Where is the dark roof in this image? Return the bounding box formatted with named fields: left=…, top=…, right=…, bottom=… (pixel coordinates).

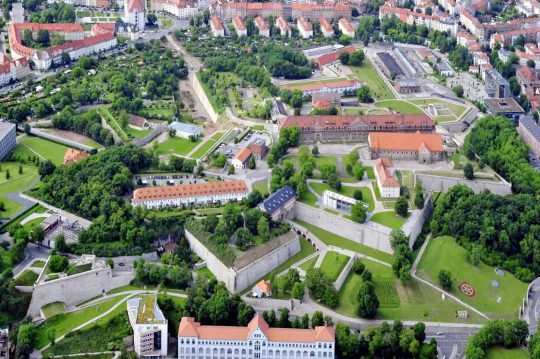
left=520, top=116, right=540, bottom=141
left=484, top=98, right=525, bottom=114
left=260, top=185, right=296, bottom=214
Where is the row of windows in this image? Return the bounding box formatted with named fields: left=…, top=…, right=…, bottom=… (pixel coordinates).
left=178, top=347, right=334, bottom=357
left=180, top=340, right=332, bottom=349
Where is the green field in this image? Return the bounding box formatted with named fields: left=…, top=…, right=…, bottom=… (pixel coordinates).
left=337, top=259, right=485, bottom=322
left=375, top=100, right=425, bottom=115
left=0, top=161, right=40, bottom=217
left=23, top=217, right=45, bottom=230
left=191, top=132, right=223, bottom=159
left=299, top=256, right=318, bottom=271
left=253, top=180, right=269, bottom=195
left=370, top=211, right=408, bottom=230
left=282, top=78, right=350, bottom=90
left=42, top=302, right=67, bottom=318
left=36, top=295, right=129, bottom=349
left=13, top=270, right=38, bottom=286
left=18, top=136, right=71, bottom=166
left=293, top=219, right=394, bottom=264
left=196, top=267, right=216, bottom=280
left=417, top=236, right=528, bottom=319
left=31, top=260, right=46, bottom=268
left=125, top=126, right=151, bottom=139
left=309, top=182, right=375, bottom=212
left=409, top=98, right=468, bottom=118
left=157, top=137, right=201, bottom=156
left=299, top=189, right=319, bottom=207
left=486, top=347, right=529, bottom=359
left=9, top=143, right=37, bottom=161
left=320, top=252, right=350, bottom=282
left=196, top=207, right=225, bottom=215
left=338, top=259, right=399, bottom=314
left=348, top=61, right=395, bottom=100
left=285, top=155, right=337, bottom=176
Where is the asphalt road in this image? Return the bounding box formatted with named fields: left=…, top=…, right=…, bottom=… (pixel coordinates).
left=12, top=243, right=50, bottom=277
left=527, top=279, right=540, bottom=335
left=426, top=332, right=473, bottom=359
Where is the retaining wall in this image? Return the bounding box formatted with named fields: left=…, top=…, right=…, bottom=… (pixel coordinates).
left=184, top=229, right=301, bottom=292
left=294, top=203, right=393, bottom=254
left=192, top=74, right=219, bottom=122
left=131, top=122, right=166, bottom=147
left=401, top=195, right=434, bottom=248
left=26, top=267, right=134, bottom=317
left=334, top=255, right=356, bottom=291
left=415, top=173, right=512, bottom=196
left=100, top=116, right=122, bottom=144
left=28, top=129, right=94, bottom=152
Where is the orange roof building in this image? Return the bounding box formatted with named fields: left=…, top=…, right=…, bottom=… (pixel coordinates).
left=374, top=158, right=400, bottom=198
left=368, top=131, right=445, bottom=163
left=132, top=180, right=249, bottom=208
left=252, top=279, right=272, bottom=297
left=320, top=18, right=333, bottom=37
left=178, top=315, right=335, bottom=357
left=231, top=147, right=253, bottom=169
left=63, top=149, right=89, bottom=166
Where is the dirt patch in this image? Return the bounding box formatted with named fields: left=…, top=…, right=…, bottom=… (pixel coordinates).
left=179, top=79, right=211, bottom=122
left=234, top=231, right=297, bottom=270
left=43, top=129, right=96, bottom=144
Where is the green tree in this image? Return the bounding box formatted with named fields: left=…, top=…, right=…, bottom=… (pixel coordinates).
left=353, top=260, right=365, bottom=274
left=438, top=269, right=453, bottom=290
left=228, top=166, right=235, bottom=175
left=414, top=183, right=424, bottom=209
left=357, top=85, right=373, bottom=103
left=5, top=169, right=9, bottom=180
left=147, top=13, right=158, bottom=26
left=47, top=328, right=56, bottom=346
left=353, top=163, right=365, bottom=180
left=311, top=311, right=324, bottom=327
left=464, top=163, right=474, bottom=180
left=394, top=196, right=409, bottom=217
left=291, top=282, right=305, bottom=299
left=339, top=51, right=349, bottom=65
left=351, top=203, right=367, bottom=223
left=357, top=280, right=379, bottom=318
left=311, top=145, right=319, bottom=156
left=106, top=258, right=114, bottom=269
left=18, top=164, right=22, bottom=174
left=452, top=84, right=464, bottom=98
left=257, top=216, right=270, bottom=241
left=353, top=189, right=363, bottom=201
left=278, top=308, right=291, bottom=328
left=248, top=156, right=256, bottom=169
left=349, top=50, right=365, bottom=66
left=54, top=233, right=66, bottom=252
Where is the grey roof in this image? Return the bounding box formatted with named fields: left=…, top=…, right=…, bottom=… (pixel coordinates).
left=168, top=121, right=201, bottom=135
left=260, top=185, right=296, bottom=214
left=520, top=116, right=540, bottom=141
left=0, top=122, right=15, bottom=139
left=396, top=79, right=420, bottom=86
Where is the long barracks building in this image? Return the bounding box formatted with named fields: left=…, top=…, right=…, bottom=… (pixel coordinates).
left=279, top=114, right=435, bottom=142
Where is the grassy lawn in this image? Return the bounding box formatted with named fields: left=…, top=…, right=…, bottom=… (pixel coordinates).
left=42, top=302, right=66, bottom=318
left=375, top=100, right=425, bottom=115
left=309, top=182, right=375, bottom=212
left=196, top=207, right=225, bottom=215
left=196, top=267, right=216, bottom=280
left=416, top=236, right=528, bottom=320
left=10, top=143, right=37, bottom=161
left=370, top=211, right=408, bottom=230
left=36, top=295, right=128, bottom=349
left=337, top=259, right=485, bottom=322
left=31, top=260, right=46, bottom=268
left=13, top=270, right=38, bottom=286
left=0, top=161, right=40, bottom=217
left=282, top=78, right=350, bottom=89
left=286, top=155, right=337, bottom=174
left=157, top=137, right=201, bottom=157
left=294, top=219, right=394, bottom=264
left=299, top=189, right=319, bottom=207
left=348, top=62, right=395, bottom=100
left=364, top=166, right=375, bottom=179
left=191, top=138, right=217, bottom=159
left=105, top=284, right=156, bottom=295
left=124, top=126, right=151, bottom=139
left=83, top=138, right=104, bottom=149
left=253, top=180, right=269, bottom=195
left=23, top=217, right=45, bottom=230
left=299, top=256, right=318, bottom=271
left=486, top=347, right=529, bottom=359
left=320, top=252, right=350, bottom=282
left=18, top=136, right=71, bottom=166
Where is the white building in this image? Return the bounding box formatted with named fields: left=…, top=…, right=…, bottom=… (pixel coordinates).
left=210, top=16, right=225, bottom=37
left=255, top=16, right=270, bottom=37
left=125, top=0, right=146, bottom=30
left=322, top=190, right=359, bottom=213
left=374, top=157, right=400, bottom=198
left=231, top=148, right=252, bottom=169
left=320, top=18, right=334, bottom=38
left=232, top=16, right=247, bottom=36
left=178, top=315, right=335, bottom=359
left=282, top=78, right=362, bottom=97
left=297, top=17, right=313, bottom=39
left=275, top=16, right=291, bottom=37
left=338, top=18, right=355, bottom=37
left=150, top=0, right=198, bottom=18
left=127, top=295, right=168, bottom=357
left=132, top=180, right=250, bottom=208
left=168, top=121, right=202, bottom=139
left=0, top=122, right=16, bottom=161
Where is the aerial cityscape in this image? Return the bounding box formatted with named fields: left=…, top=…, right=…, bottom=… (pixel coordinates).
left=0, top=0, right=539, bottom=357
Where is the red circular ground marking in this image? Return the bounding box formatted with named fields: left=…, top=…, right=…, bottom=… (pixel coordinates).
left=459, top=281, right=476, bottom=297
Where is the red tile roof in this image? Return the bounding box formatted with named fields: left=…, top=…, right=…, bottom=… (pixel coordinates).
left=313, top=45, right=355, bottom=67
left=233, top=16, right=246, bottom=31
left=63, top=149, right=89, bottom=166
left=255, top=280, right=272, bottom=294
left=233, top=147, right=252, bottom=163
left=210, top=16, right=224, bottom=31
left=320, top=17, right=332, bottom=32
left=280, top=114, right=434, bottom=129
left=375, top=158, right=400, bottom=187
left=368, top=131, right=444, bottom=152
left=132, top=180, right=249, bottom=202
left=339, top=18, right=354, bottom=32
left=298, top=17, right=312, bottom=32
left=178, top=315, right=335, bottom=342
left=255, top=16, right=268, bottom=31
left=276, top=16, right=290, bottom=31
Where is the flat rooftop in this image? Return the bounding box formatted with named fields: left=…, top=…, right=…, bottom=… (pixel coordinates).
left=129, top=295, right=167, bottom=325
left=484, top=98, right=525, bottom=113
